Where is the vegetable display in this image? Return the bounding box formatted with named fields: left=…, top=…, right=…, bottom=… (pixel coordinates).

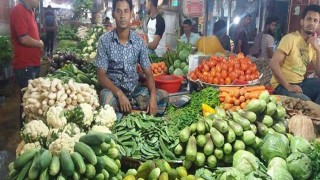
left=151, top=62, right=168, bottom=75
left=189, top=53, right=260, bottom=85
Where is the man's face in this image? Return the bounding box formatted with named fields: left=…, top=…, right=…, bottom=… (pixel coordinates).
left=301, top=11, right=320, bottom=35
left=244, top=16, right=251, bottom=26
left=183, top=24, right=191, bottom=35
left=146, top=0, right=151, bottom=14
left=112, top=1, right=132, bottom=30
left=267, top=22, right=277, bottom=34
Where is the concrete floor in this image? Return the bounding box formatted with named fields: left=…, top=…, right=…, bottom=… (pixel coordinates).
left=0, top=79, right=21, bottom=179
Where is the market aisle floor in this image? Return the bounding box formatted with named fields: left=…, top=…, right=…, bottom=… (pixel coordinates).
left=0, top=80, right=21, bottom=178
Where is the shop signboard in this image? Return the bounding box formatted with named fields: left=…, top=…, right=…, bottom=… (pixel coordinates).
left=186, top=0, right=204, bottom=17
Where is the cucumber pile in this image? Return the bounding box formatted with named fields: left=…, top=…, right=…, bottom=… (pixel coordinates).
left=123, top=160, right=196, bottom=180
left=174, top=91, right=289, bottom=169
left=8, top=132, right=124, bottom=180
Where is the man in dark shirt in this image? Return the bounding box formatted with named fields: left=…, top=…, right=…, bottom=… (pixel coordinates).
left=214, top=19, right=231, bottom=51
left=44, top=5, right=56, bottom=56
left=234, top=14, right=251, bottom=56
left=96, top=0, right=168, bottom=117
left=146, top=0, right=166, bottom=57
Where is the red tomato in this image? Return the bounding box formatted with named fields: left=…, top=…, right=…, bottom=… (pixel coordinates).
left=250, top=64, right=257, bottom=71
left=239, top=75, right=246, bottom=81
left=219, top=78, right=225, bottom=85
left=203, top=64, right=210, bottom=72
left=208, top=77, right=213, bottom=84
left=215, top=64, right=222, bottom=73
left=215, top=72, right=221, bottom=78
left=241, top=63, right=248, bottom=71
left=221, top=62, right=228, bottom=71
left=229, top=72, right=237, bottom=81
left=228, top=66, right=234, bottom=73
left=213, top=77, right=219, bottom=84
left=210, top=70, right=216, bottom=78
left=245, top=74, right=251, bottom=81
left=239, top=70, right=245, bottom=75
left=245, top=69, right=252, bottom=75
left=221, top=70, right=228, bottom=79
left=225, top=77, right=232, bottom=85
left=234, top=63, right=240, bottom=70
left=203, top=71, right=209, bottom=77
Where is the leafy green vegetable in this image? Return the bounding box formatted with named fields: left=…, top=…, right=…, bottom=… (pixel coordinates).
left=215, top=167, right=245, bottom=180
left=246, top=170, right=271, bottom=180
left=267, top=166, right=293, bottom=180
left=309, top=141, right=320, bottom=179
left=267, top=157, right=287, bottom=170
left=260, top=133, right=289, bottom=162
left=290, top=136, right=312, bottom=154
left=286, top=152, right=312, bottom=180
left=232, top=150, right=264, bottom=176
left=0, top=36, right=12, bottom=68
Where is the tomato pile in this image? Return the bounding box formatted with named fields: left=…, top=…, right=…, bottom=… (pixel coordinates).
left=189, top=54, right=260, bottom=85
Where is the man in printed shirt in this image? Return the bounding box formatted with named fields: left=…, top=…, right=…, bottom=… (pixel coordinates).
left=10, top=0, right=44, bottom=127
left=270, top=5, right=320, bottom=104
left=96, top=0, right=168, bottom=117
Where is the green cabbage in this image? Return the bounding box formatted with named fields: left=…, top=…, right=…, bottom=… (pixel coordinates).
left=286, top=152, right=312, bottom=180
left=246, top=170, right=271, bottom=180
left=260, top=133, right=289, bottom=162
left=173, top=68, right=184, bottom=76
left=267, top=157, right=287, bottom=170
left=216, top=167, right=245, bottom=180
left=290, top=136, right=312, bottom=154
left=233, top=150, right=262, bottom=176
left=267, top=166, right=293, bottom=180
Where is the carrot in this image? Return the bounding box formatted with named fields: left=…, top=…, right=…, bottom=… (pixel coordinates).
left=239, top=88, right=247, bottom=96
left=219, top=97, right=225, bottom=102
left=239, top=96, right=246, bottom=102
left=225, top=95, right=234, bottom=104
left=235, top=106, right=241, bottom=111
left=244, top=85, right=265, bottom=92
left=219, top=91, right=229, bottom=98
left=233, top=89, right=240, bottom=98
left=240, top=102, right=247, bottom=109
left=234, top=99, right=241, bottom=106
left=244, top=92, right=260, bottom=99
left=219, top=87, right=240, bottom=93
left=224, top=103, right=233, bottom=110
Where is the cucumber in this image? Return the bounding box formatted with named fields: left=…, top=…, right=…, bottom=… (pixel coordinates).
left=210, top=127, right=225, bottom=148
left=174, top=144, right=183, bottom=155
left=57, top=173, right=67, bottom=180
left=77, top=74, right=92, bottom=84
left=94, top=173, right=104, bottom=180
left=241, top=130, right=256, bottom=145
left=179, top=127, right=191, bottom=143
left=197, top=120, right=206, bottom=134
left=16, top=161, right=32, bottom=180
left=196, top=134, right=207, bottom=147
left=28, top=151, right=40, bottom=179
left=223, top=143, right=233, bottom=155
left=228, top=121, right=243, bottom=136
left=60, top=148, right=74, bottom=177
left=215, top=106, right=226, bottom=117
left=272, top=106, right=286, bottom=120
left=185, top=136, right=197, bottom=161
left=259, top=90, right=270, bottom=102
left=107, top=147, right=119, bottom=159
left=204, top=133, right=214, bottom=156
left=85, top=164, right=96, bottom=179
left=71, top=152, right=86, bottom=174
left=39, top=168, right=49, bottom=180
left=194, top=152, right=206, bottom=167
left=183, top=159, right=193, bottom=170
left=14, top=149, right=38, bottom=170
left=189, top=123, right=197, bottom=133
left=250, top=124, right=257, bottom=134
left=237, top=109, right=257, bottom=123
left=253, top=137, right=262, bottom=149
left=214, top=148, right=224, bottom=160
left=101, top=169, right=110, bottom=179
left=49, top=155, right=60, bottom=176
left=74, top=142, right=97, bottom=165
left=73, top=171, right=81, bottom=180
left=207, top=155, right=217, bottom=168
left=79, top=132, right=106, bottom=146
left=272, top=121, right=286, bottom=134
left=91, top=146, right=102, bottom=155
left=245, top=99, right=262, bottom=113
left=226, top=127, right=236, bottom=143
left=233, top=140, right=246, bottom=151
left=101, top=155, right=119, bottom=175
left=95, top=156, right=106, bottom=173
left=212, top=118, right=229, bottom=133
left=258, top=100, right=267, bottom=113
left=256, top=121, right=269, bottom=137
left=223, top=153, right=234, bottom=164
left=39, top=150, right=52, bottom=171
left=262, top=115, right=273, bottom=127
left=265, top=102, right=277, bottom=116
left=231, top=112, right=251, bottom=130
left=100, top=142, right=111, bottom=152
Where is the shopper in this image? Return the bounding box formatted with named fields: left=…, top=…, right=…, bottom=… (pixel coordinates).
left=44, top=5, right=56, bottom=56
left=10, top=0, right=44, bottom=127
left=95, top=0, right=168, bottom=117
left=270, top=4, right=320, bottom=104
left=234, top=14, right=251, bottom=56
left=251, top=16, right=278, bottom=59
left=213, top=19, right=231, bottom=51
left=146, top=0, right=166, bottom=57
left=180, top=19, right=200, bottom=46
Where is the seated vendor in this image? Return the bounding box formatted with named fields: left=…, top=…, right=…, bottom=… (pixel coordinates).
left=195, top=32, right=225, bottom=55
left=270, top=5, right=320, bottom=104
left=180, top=19, right=200, bottom=46
left=96, top=0, right=169, bottom=116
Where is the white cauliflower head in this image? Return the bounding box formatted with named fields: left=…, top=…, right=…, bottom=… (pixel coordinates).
left=79, top=103, right=94, bottom=127
left=94, top=104, right=116, bottom=128
left=21, top=120, right=49, bottom=143
left=91, top=125, right=111, bottom=134
left=46, top=106, right=67, bottom=128
left=18, top=141, right=41, bottom=156
left=49, top=132, right=76, bottom=155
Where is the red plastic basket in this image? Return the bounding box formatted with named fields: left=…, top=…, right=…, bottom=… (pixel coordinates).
left=154, top=74, right=183, bottom=93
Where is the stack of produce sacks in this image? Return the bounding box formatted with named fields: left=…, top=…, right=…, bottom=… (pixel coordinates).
left=173, top=91, right=288, bottom=169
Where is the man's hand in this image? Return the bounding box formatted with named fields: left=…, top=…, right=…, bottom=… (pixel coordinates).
left=308, top=33, right=320, bottom=51
left=117, top=91, right=131, bottom=113
left=39, top=40, right=44, bottom=49
left=286, top=84, right=303, bottom=93
left=147, top=95, right=157, bottom=115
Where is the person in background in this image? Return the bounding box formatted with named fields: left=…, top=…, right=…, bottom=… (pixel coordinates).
left=234, top=14, right=251, bottom=56
left=180, top=19, right=200, bottom=46
left=104, top=17, right=113, bottom=31
left=44, top=5, right=56, bottom=56
left=260, top=16, right=278, bottom=59
left=96, top=0, right=168, bottom=117
left=10, top=0, right=44, bottom=127
left=213, top=19, right=231, bottom=51
left=146, top=0, right=166, bottom=57
left=270, top=4, right=320, bottom=104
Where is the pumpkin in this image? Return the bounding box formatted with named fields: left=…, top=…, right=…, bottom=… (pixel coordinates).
left=288, top=114, right=316, bottom=141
